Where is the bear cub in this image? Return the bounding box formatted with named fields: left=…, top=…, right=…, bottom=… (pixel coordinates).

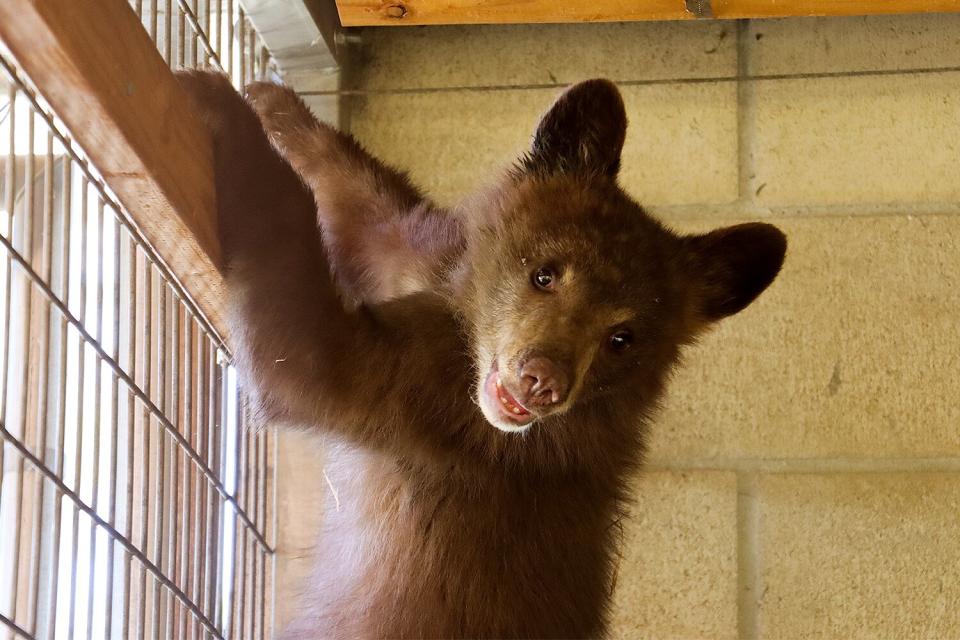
left=178, top=71, right=786, bottom=639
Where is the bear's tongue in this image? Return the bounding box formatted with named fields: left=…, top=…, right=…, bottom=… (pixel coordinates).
left=484, top=369, right=531, bottom=420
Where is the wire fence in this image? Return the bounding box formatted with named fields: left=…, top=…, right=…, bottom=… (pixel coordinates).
left=130, top=0, right=277, bottom=86
left=0, top=2, right=275, bottom=639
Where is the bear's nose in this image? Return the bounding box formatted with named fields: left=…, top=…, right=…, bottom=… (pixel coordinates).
left=518, top=356, right=570, bottom=407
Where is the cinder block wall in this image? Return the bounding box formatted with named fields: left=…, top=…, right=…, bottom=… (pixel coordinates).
left=277, top=15, right=960, bottom=638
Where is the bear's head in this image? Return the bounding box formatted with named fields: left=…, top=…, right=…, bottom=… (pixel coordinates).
left=455, top=80, right=786, bottom=434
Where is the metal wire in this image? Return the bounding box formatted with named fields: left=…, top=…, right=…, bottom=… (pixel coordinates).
left=0, top=1, right=277, bottom=638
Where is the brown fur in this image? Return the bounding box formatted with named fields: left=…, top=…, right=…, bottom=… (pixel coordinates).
left=177, top=71, right=787, bottom=639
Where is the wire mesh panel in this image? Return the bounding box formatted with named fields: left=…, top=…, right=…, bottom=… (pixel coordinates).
left=0, top=2, right=275, bottom=639
left=130, top=0, right=276, bottom=85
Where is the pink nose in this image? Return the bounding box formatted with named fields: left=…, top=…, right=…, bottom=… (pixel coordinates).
left=518, top=356, right=570, bottom=407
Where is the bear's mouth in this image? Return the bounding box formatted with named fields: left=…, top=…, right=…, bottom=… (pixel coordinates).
left=481, top=363, right=535, bottom=430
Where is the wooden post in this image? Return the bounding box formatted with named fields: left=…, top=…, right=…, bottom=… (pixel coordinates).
left=0, top=0, right=227, bottom=338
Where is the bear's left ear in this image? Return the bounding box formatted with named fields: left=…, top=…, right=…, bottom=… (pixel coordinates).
left=684, top=223, right=787, bottom=323
left=523, top=79, right=627, bottom=178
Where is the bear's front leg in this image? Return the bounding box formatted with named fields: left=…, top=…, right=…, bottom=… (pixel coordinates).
left=244, top=81, right=464, bottom=306
left=176, top=71, right=475, bottom=460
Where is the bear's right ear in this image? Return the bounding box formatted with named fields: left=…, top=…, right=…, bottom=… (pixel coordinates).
left=522, top=79, right=627, bottom=178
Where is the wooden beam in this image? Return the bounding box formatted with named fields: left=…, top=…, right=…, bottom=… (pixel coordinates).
left=714, top=0, right=960, bottom=18
left=335, top=0, right=692, bottom=26
left=334, top=0, right=960, bottom=25
left=0, top=0, right=226, bottom=337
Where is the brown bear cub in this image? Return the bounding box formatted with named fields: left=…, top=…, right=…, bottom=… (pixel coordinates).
left=178, top=71, right=786, bottom=639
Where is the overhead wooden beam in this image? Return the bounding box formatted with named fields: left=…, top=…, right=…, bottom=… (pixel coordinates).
left=336, top=0, right=691, bottom=25
left=0, top=0, right=226, bottom=337
left=713, top=0, right=960, bottom=18
left=335, top=0, right=960, bottom=26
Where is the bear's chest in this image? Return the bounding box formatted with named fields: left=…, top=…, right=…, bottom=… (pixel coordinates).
left=287, top=439, right=618, bottom=639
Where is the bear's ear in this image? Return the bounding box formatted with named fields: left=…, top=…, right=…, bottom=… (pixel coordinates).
left=684, top=223, right=787, bottom=323
left=523, top=79, right=627, bottom=178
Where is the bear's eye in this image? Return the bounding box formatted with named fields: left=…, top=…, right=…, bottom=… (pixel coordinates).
left=531, top=267, right=556, bottom=291
left=608, top=329, right=633, bottom=353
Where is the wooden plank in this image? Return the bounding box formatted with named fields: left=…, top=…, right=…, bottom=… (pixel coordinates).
left=335, top=0, right=693, bottom=26
left=334, top=0, right=960, bottom=25
left=714, top=0, right=960, bottom=18
left=0, top=0, right=226, bottom=338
